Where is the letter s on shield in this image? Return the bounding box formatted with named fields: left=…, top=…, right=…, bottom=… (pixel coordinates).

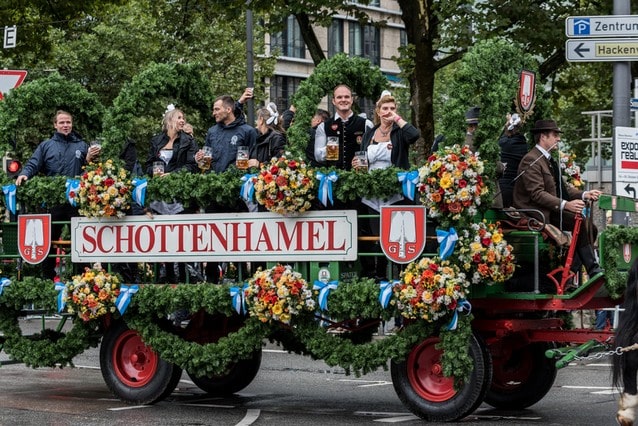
left=380, top=206, right=426, bottom=264
left=18, top=214, right=51, bottom=264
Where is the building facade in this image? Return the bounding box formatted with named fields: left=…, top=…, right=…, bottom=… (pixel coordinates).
left=266, top=1, right=405, bottom=117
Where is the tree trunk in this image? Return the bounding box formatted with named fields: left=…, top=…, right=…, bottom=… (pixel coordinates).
left=397, top=0, right=436, bottom=159
left=295, top=12, right=326, bottom=66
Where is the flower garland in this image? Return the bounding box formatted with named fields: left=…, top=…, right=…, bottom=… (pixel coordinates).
left=559, top=151, right=584, bottom=188
left=65, top=265, right=121, bottom=322
left=75, top=159, right=131, bottom=218
left=393, top=257, right=469, bottom=322
left=455, top=220, right=516, bottom=285
left=253, top=155, right=315, bottom=214
left=417, top=144, right=489, bottom=227
left=245, top=264, right=315, bottom=325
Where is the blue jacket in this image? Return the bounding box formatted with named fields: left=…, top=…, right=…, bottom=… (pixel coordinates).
left=204, top=116, right=257, bottom=173
left=22, top=131, right=88, bottom=178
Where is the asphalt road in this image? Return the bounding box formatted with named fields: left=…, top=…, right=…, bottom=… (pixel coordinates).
left=0, top=318, right=622, bottom=425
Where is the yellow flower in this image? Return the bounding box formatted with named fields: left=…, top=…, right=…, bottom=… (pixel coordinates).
left=439, top=172, right=453, bottom=189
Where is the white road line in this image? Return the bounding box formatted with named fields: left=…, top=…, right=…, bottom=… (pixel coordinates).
left=263, top=348, right=287, bottom=353
left=373, top=415, right=419, bottom=423
left=338, top=379, right=393, bottom=387
left=108, top=405, right=152, bottom=411
left=561, top=385, right=614, bottom=390
left=235, top=408, right=261, bottom=426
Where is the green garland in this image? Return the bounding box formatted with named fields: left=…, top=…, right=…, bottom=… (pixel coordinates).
left=599, top=225, right=638, bottom=299
left=0, top=276, right=472, bottom=382
left=0, top=277, right=101, bottom=367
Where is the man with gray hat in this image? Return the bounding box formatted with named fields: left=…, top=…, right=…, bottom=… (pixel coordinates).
left=512, top=119, right=603, bottom=280
left=465, top=106, right=480, bottom=151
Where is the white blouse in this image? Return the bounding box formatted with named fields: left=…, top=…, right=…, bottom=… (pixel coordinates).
left=367, top=141, right=392, bottom=171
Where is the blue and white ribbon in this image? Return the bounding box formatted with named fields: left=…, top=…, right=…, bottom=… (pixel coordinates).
left=397, top=170, right=419, bottom=201
left=115, top=285, right=139, bottom=315
left=132, top=177, right=148, bottom=206
left=445, top=299, right=472, bottom=330
left=2, top=183, right=16, bottom=215
left=54, top=281, right=67, bottom=313
left=316, top=171, right=338, bottom=207
left=65, top=178, right=80, bottom=207
left=0, top=277, right=11, bottom=297
left=379, top=280, right=400, bottom=308
left=313, top=280, right=338, bottom=311
left=230, top=284, right=249, bottom=315
left=436, top=227, right=458, bottom=260
left=240, top=174, right=257, bottom=202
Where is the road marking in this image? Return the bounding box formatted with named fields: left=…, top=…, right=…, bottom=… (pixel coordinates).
left=373, top=415, right=419, bottom=423
left=235, top=408, right=260, bottom=426
left=561, top=385, right=614, bottom=390
left=338, top=379, right=393, bottom=388
left=472, top=414, right=542, bottom=421
left=263, top=348, right=287, bottom=353
left=108, top=405, right=152, bottom=411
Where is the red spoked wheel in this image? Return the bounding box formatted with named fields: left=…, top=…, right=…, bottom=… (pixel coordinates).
left=100, top=321, right=182, bottom=404
left=391, top=333, right=490, bottom=422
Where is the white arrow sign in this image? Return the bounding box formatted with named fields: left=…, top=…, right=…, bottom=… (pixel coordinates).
left=0, top=70, right=27, bottom=100
left=566, top=39, right=638, bottom=62
left=566, top=15, right=638, bottom=38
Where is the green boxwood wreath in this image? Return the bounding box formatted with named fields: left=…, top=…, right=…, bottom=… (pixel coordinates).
left=286, top=53, right=389, bottom=155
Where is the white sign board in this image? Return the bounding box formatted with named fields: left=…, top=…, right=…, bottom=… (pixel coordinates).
left=566, top=39, right=638, bottom=62
left=615, top=126, right=638, bottom=199
left=566, top=15, right=638, bottom=38
left=71, top=211, right=358, bottom=262
left=3, top=26, right=16, bottom=48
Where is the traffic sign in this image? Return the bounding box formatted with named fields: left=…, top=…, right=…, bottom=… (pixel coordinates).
left=566, top=39, right=638, bottom=62
left=0, top=70, right=27, bottom=100
left=615, top=126, right=638, bottom=199
left=631, top=98, right=638, bottom=110
left=566, top=15, right=638, bottom=38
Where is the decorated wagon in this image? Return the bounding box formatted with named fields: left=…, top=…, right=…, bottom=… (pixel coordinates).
left=0, top=146, right=633, bottom=423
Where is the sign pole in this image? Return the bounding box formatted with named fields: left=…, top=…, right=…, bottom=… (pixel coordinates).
left=612, top=0, right=631, bottom=225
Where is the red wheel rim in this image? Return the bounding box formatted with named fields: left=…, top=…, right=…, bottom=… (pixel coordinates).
left=406, top=337, right=456, bottom=402
left=111, top=329, right=159, bottom=388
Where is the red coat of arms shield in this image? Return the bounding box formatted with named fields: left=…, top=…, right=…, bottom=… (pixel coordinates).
left=380, top=206, right=426, bottom=264
left=18, top=214, right=51, bottom=264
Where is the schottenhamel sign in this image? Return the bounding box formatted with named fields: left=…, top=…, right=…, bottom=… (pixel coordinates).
left=71, top=211, right=358, bottom=263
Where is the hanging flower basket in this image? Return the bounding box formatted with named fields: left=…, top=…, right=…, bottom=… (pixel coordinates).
left=253, top=155, right=315, bottom=215
left=76, top=159, right=131, bottom=218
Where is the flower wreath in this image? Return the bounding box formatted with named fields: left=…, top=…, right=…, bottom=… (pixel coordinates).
left=76, top=159, right=131, bottom=218
left=417, top=144, right=489, bottom=226
left=244, top=264, right=315, bottom=325
left=455, top=220, right=516, bottom=285
left=253, top=155, right=315, bottom=215
left=393, top=257, right=469, bottom=322
left=559, top=151, right=584, bottom=189
left=65, top=265, right=121, bottom=322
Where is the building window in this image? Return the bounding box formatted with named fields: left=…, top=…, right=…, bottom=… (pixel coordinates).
left=271, top=15, right=305, bottom=59
left=400, top=29, right=408, bottom=47
left=328, top=19, right=344, bottom=57
left=352, top=0, right=380, bottom=6
left=349, top=23, right=380, bottom=66
left=270, top=76, right=304, bottom=112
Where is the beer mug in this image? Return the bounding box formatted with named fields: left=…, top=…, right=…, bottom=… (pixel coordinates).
left=198, top=146, right=213, bottom=172
left=152, top=161, right=164, bottom=177
left=354, top=151, right=368, bottom=172
left=236, top=146, right=249, bottom=170
left=326, top=137, right=339, bottom=161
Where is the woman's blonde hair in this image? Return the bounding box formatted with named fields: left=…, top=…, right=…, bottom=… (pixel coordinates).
left=373, top=94, right=397, bottom=126
left=162, top=108, right=184, bottom=134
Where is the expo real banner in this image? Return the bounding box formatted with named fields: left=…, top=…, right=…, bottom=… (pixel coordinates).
left=71, top=211, right=358, bottom=263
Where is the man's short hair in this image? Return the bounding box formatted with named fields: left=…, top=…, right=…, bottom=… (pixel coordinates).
left=53, top=110, right=72, bottom=123
left=214, top=95, right=235, bottom=110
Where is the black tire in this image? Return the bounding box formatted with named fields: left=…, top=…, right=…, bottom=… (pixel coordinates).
left=485, top=341, right=557, bottom=409
left=100, top=321, right=182, bottom=404
left=390, top=333, right=488, bottom=422
left=187, top=349, right=262, bottom=396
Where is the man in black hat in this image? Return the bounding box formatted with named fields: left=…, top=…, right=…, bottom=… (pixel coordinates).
left=512, top=119, right=603, bottom=280
left=465, top=106, right=480, bottom=151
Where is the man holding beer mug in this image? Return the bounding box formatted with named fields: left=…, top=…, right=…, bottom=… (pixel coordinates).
left=313, top=84, right=372, bottom=171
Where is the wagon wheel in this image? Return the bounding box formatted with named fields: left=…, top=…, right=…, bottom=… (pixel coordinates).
left=187, top=350, right=262, bottom=396
left=100, top=321, right=182, bottom=404
left=485, top=341, right=557, bottom=409
left=390, top=333, right=490, bottom=422
left=185, top=311, right=262, bottom=396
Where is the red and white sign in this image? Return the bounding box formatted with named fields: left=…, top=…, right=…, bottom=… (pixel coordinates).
left=18, top=214, right=51, bottom=265
left=71, top=211, right=358, bottom=263
left=0, top=70, right=27, bottom=100
left=380, top=206, right=426, bottom=264
left=517, top=69, right=536, bottom=113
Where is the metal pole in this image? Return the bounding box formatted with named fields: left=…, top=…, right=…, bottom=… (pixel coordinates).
left=245, top=2, right=255, bottom=127
left=612, top=0, right=631, bottom=224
